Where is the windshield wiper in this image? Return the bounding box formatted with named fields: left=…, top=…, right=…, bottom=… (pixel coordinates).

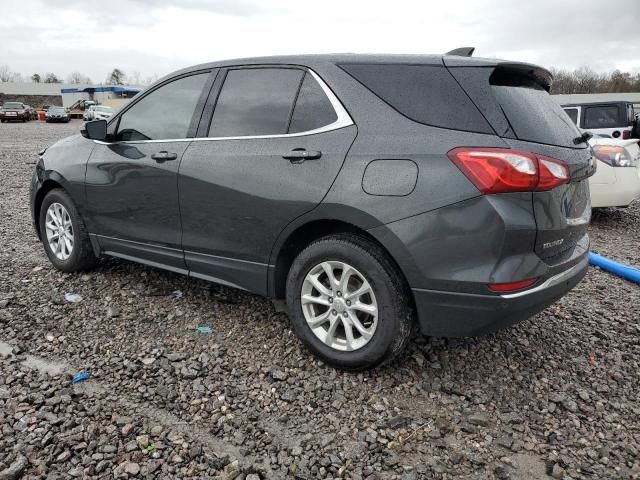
left=573, top=131, right=593, bottom=145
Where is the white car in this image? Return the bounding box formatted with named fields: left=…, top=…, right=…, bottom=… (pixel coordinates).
left=83, top=105, right=114, bottom=121
left=589, top=137, right=640, bottom=208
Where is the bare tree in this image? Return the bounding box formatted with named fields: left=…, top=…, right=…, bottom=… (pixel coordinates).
left=44, top=72, right=61, bottom=84
left=67, top=71, right=92, bottom=84
left=0, top=65, right=12, bottom=82
left=143, top=74, right=159, bottom=86
left=107, top=68, right=126, bottom=85
left=130, top=71, right=142, bottom=85
left=550, top=67, right=640, bottom=94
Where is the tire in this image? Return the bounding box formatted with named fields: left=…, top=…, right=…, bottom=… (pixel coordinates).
left=286, top=234, right=414, bottom=370
left=39, top=189, right=98, bottom=272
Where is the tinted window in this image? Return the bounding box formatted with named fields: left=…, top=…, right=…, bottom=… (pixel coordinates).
left=289, top=73, right=337, bottom=133
left=582, top=105, right=620, bottom=129
left=564, top=108, right=578, bottom=125
left=117, top=73, right=208, bottom=141
left=490, top=72, right=580, bottom=146
left=339, top=63, right=492, bottom=133
left=209, top=68, right=304, bottom=137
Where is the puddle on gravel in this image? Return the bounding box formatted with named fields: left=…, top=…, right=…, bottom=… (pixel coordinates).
left=0, top=339, right=69, bottom=376
left=0, top=341, right=13, bottom=356
left=21, top=355, right=68, bottom=376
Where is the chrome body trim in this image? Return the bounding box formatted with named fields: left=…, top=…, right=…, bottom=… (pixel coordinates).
left=500, top=257, right=588, bottom=299
left=93, top=67, right=353, bottom=146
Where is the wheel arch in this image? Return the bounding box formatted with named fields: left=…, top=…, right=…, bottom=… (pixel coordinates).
left=269, top=218, right=414, bottom=309
left=33, top=179, right=67, bottom=239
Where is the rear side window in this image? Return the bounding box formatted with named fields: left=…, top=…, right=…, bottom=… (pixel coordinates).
left=582, top=105, right=620, bottom=129
left=563, top=108, right=578, bottom=125
left=209, top=68, right=304, bottom=137
left=339, top=63, right=492, bottom=134
left=289, top=73, right=337, bottom=133
left=117, top=73, right=208, bottom=141
left=489, top=71, right=580, bottom=146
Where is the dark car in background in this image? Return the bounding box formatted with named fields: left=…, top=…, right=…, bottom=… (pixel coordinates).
left=0, top=102, right=31, bottom=122
left=30, top=52, right=594, bottom=369
left=46, top=106, right=70, bottom=123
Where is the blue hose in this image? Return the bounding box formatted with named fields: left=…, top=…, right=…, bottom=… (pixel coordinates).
left=589, top=252, right=640, bottom=284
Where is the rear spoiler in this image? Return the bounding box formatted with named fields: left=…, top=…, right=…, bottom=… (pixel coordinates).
left=445, top=47, right=475, bottom=57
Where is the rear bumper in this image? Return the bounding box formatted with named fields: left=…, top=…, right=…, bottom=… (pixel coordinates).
left=412, top=253, right=588, bottom=337
left=590, top=167, right=640, bottom=208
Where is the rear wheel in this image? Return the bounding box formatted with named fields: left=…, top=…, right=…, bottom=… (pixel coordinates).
left=39, top=189, right=98, bottom=272
left=286, top=234, right=413, bottom=370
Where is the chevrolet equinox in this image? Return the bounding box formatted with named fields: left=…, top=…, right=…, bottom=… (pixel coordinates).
left=30, top=51, right=594, bottom=370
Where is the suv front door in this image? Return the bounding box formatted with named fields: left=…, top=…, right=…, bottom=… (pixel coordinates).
left=178, top=66, right=356, bottom=294
left=85, top=72, right=212, bottom=271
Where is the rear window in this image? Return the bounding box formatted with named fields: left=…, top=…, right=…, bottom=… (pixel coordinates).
left=339, top=63, right=493, bottom=134
left=582, top=105, right=620, bottom=129
left=489, top=71, right=581, bottom=147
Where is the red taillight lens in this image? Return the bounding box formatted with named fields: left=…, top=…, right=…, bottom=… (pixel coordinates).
left=488, top=278, right=538, bottom=293
left=448, top=148, right=570, bottom=194
left=622, top=130, right=631, bottom=140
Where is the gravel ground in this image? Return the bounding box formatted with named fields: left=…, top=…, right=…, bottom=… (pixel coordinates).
left=1, top=120, right=639, bottom=480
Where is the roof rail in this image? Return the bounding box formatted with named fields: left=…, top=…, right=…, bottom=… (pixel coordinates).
left=445, top=47, right=475, bottom=57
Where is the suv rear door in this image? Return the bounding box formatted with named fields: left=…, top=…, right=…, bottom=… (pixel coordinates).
left=446, top=62, right=594, bottom=261
left=178, top=66, right=356, bottom=294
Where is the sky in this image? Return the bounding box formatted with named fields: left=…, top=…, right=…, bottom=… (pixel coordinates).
left=0, top=0, right=639, bottom=84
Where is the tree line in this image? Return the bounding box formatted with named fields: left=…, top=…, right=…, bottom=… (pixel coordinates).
left=549, top=67, right=640, bottom=94
left=0, top=65, right=156, bottom=86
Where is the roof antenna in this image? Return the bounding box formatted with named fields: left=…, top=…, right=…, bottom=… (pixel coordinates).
left=445, top=47, right=475, bottom=57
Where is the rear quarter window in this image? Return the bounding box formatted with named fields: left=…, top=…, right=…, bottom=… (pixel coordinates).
left=339, top=63, right=493, bottom=134
left=489, top=71, right=581, bottom=147
left=563, top=108, right=579, bottom=125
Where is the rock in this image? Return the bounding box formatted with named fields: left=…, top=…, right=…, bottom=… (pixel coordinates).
left=468, top=413, right=490, bottom=427
left=136, top=435, right=149, bottom=449
left=0, top=455, right=28, bottom=480
left=123, top=462, right=140, bottom=475
left=270, top=368, right=287, bottom=381
left=551, top=463, right=565, bottom=479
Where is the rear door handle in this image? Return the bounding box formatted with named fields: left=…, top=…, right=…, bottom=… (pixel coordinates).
left=283, top=149, right=322, bottom=163
left=151, top=151, right=178, bottom=162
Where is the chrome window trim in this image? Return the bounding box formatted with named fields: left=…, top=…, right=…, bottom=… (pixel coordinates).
left=93, top=68, right=353, bottom=146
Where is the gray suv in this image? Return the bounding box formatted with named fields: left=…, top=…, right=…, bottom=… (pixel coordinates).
left=30, top=52, right=594, bottom=369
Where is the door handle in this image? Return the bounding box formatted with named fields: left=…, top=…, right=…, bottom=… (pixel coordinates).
left=151, top=151, right=178, bottom=162
left=282, top=149, right=322, bottom=163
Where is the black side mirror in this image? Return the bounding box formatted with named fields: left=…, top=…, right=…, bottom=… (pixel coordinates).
left=81, top=119, right=108, bottom=141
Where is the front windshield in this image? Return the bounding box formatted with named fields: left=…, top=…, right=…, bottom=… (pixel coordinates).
left=95, top=106, right=113, bottom=113
left=2, top=102, right=23, bottom=109
left=50, top=107, right=65, bottom=112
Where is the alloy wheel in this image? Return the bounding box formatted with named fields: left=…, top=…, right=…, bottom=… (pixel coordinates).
left=301, top=261, right=378, bottom=351
left=45, top=202, right=74, bottom=261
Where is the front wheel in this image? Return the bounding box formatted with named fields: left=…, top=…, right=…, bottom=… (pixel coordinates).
left=39, top=189, right=98, bottom=272
left=286, top=234, right=414, bottom=370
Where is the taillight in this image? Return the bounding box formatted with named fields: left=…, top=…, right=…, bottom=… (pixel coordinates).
left=622, top=130, right=631, bottom=140
left=448, top=148, right=570, bottom=194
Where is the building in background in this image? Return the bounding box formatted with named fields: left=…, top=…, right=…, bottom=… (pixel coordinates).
left=0, top=82, right=142, bottom=110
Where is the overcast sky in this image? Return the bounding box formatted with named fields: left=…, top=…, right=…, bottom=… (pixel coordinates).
left=1, top=0, right=639, bottom=84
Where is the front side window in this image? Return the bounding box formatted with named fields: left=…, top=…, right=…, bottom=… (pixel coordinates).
left=582, top=105, right=620, bottom=130
left=289, top=73, right=338, bottom=133
left=209, top=68, right=304, bottom=137
left=116, top=73, right=208, bottom=141
left=563, top=108, right=578, bottom=125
